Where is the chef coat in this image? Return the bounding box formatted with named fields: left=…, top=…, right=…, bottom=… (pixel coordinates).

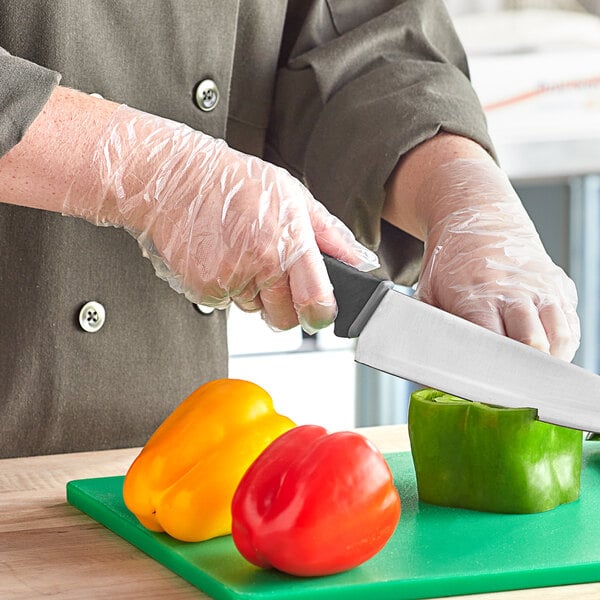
left=0, top=0, right=493, bottom=457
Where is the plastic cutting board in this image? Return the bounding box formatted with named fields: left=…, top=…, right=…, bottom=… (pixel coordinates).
left=66, top=444, right=600, bottom=600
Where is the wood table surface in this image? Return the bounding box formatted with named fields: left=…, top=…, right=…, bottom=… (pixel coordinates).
left=2, top=424, right=599, bottom=600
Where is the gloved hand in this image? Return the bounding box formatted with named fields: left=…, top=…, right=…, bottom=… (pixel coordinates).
left=63, top=104, right=378, bottom=334
left=415, top=158, right=580, bottom=361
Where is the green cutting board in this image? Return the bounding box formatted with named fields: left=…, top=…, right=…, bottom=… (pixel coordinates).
left=66, top=445, right=600, bottom=600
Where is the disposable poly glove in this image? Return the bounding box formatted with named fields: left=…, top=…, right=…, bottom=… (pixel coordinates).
left=63, top=105, right=378, bottom=334
left=415, top=158, right=580, bottom=361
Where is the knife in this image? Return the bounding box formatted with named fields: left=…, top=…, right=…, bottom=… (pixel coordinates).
left=322, top=254, right=600, bottom=432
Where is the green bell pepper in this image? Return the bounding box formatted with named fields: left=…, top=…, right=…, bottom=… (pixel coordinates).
left=408, top=388, right=583, bottom=514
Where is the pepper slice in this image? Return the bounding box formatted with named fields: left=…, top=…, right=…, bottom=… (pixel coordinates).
left=123, top=378, right=295, bottom=542
left=408, top=388, right=583, bottom=514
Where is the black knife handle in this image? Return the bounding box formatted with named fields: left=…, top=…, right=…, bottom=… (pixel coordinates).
left=322, top=253, right=393, bottom=338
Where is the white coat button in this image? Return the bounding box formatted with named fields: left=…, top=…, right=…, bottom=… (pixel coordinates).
left=194, top=303, right=215, bottom=315
left=194, top=79, right=219, bottom=112
left=79, top=301, right=106, bottom=333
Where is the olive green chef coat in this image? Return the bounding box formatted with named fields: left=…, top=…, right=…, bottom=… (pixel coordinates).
left=0, top=0, right=493, bottom=457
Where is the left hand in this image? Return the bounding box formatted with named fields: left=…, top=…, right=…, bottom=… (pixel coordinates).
left=414, top=158, right=580, bottom=361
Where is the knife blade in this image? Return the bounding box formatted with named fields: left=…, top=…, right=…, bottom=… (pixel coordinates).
left=322, top=254, right=600, bottom=432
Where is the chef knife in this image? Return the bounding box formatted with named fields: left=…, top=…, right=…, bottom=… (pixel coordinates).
left=322, top=254, right=600, bottom=432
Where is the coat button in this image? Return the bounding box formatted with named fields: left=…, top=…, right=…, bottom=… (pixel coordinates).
left=78, top=301, right=106, bottom=333
left=194, top=79, right=220, bottom=112
left=194, top=303, right=215, bottom=315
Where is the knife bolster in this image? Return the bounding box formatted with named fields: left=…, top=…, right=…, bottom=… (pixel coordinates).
left=347, top=281, right=395, bottom=338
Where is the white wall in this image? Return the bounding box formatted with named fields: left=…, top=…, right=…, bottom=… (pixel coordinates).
left=227, top=306, right=357, bottom=431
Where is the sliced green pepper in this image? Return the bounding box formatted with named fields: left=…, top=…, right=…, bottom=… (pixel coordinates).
left=408, top=388, right=583, bottom=514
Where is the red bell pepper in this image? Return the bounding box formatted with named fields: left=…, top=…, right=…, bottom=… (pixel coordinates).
left=231, top=424, right=401, bottom=577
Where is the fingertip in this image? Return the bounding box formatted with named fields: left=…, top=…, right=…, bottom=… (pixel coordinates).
left=258, top=278, right=300, bottom=332
left=261, top=310, right=298, bottom=332
left=307, top=198, right=379, bottom=271
left=296, top=299, right=337, bottom=335
left=233, top=286, right=264, bottom=314
left=320, top=240, right=380, bottom=272
left=539, top=302, right=581, bottom=362
left=288, top=249, right=338, bottom=334
left=502, top=299, right=551, bottom=355
left=348, top=245, right=380, bottom=272
left=233, top=297, right=263, bottom=314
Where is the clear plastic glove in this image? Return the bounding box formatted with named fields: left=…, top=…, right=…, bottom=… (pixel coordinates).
left=415, top=158, right=580, bottom=361
left=63, top=104, right=378, bottom=334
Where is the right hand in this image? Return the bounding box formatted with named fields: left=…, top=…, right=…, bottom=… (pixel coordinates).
left=64, top=105, right=379, bottom=334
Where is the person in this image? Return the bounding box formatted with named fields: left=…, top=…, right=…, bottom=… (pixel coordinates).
left=0, top=1, right=579, bottom=458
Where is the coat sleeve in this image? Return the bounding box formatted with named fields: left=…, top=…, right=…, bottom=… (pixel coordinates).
left=265, top=0, right=495, bottom=284
left=0, top=47, right=61, bottom=158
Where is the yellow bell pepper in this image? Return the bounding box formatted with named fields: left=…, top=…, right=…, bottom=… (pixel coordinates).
left=123, top=378, right=295, bottom=542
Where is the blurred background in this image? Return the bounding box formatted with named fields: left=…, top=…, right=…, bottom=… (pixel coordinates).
left=228, top=0, right=600, bottom=430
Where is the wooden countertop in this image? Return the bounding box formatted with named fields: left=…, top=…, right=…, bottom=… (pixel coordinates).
left=2, top=424, right=599, bottom=600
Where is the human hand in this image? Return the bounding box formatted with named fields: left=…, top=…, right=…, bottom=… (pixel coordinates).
left=415, top=159, right=580, bottom=361
left=63, top=105, right=378, bottom=334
